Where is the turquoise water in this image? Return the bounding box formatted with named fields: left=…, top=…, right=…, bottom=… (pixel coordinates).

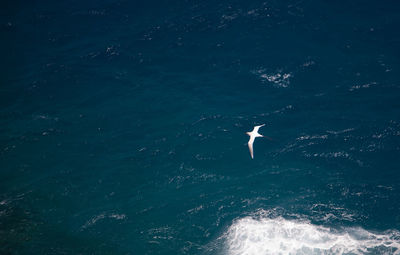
left=1, top=1, right=400, bottom=254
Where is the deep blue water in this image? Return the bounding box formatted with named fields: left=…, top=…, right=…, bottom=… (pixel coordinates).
left=2, top=0, right=400, bottom=254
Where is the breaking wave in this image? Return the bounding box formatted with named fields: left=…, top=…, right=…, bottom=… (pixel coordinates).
left=222, top=214, right=400, bottom=255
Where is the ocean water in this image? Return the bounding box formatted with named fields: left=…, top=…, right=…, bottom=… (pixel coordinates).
left=1, top=0, right=400, bottom=254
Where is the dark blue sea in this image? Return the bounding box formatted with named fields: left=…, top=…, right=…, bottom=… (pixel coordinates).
left=2, top=0, right=400, bottom=254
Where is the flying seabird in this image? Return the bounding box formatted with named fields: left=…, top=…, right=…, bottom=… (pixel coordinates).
left=246, top=124, right=265, bottom=159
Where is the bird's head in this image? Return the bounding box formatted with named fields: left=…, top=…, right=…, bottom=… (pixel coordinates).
left=246, top=132, right=251, bottom=136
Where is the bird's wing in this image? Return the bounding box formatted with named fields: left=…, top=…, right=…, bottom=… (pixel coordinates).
left=253, top=124, right=265, bottom=133
left=248, top=136, right=255, bottom=159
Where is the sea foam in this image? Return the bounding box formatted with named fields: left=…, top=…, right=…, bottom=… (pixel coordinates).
left=223, top=215, right=400, bottom=255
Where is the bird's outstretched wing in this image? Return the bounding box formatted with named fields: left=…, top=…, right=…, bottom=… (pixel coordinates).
left=253, top=124, right=265, bottom=133
left=248, top=136, right=255, bottom=159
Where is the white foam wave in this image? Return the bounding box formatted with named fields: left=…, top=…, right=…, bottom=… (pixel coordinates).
left=349, top=82, right=377, bottom=91
left=223, top=216, right=400, bottom=255
left=81, top=212, right=126, bottom=230
left=252, top=68, right=292, bottom=88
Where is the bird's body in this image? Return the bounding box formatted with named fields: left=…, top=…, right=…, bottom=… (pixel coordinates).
left=246, top=124, right=265, bottom=159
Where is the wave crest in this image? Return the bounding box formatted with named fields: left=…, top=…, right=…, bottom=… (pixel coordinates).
left=223, top=215, right=400, bottom=255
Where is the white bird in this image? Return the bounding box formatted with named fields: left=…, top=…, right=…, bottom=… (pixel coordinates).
left=246, top=124, right=265, bottom=159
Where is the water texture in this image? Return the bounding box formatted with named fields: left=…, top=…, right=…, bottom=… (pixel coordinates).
left=1, top=0, right=400, bottom=254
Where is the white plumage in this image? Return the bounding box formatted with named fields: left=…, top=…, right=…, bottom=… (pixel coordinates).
left=246, top=124, right=265, bottom=159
